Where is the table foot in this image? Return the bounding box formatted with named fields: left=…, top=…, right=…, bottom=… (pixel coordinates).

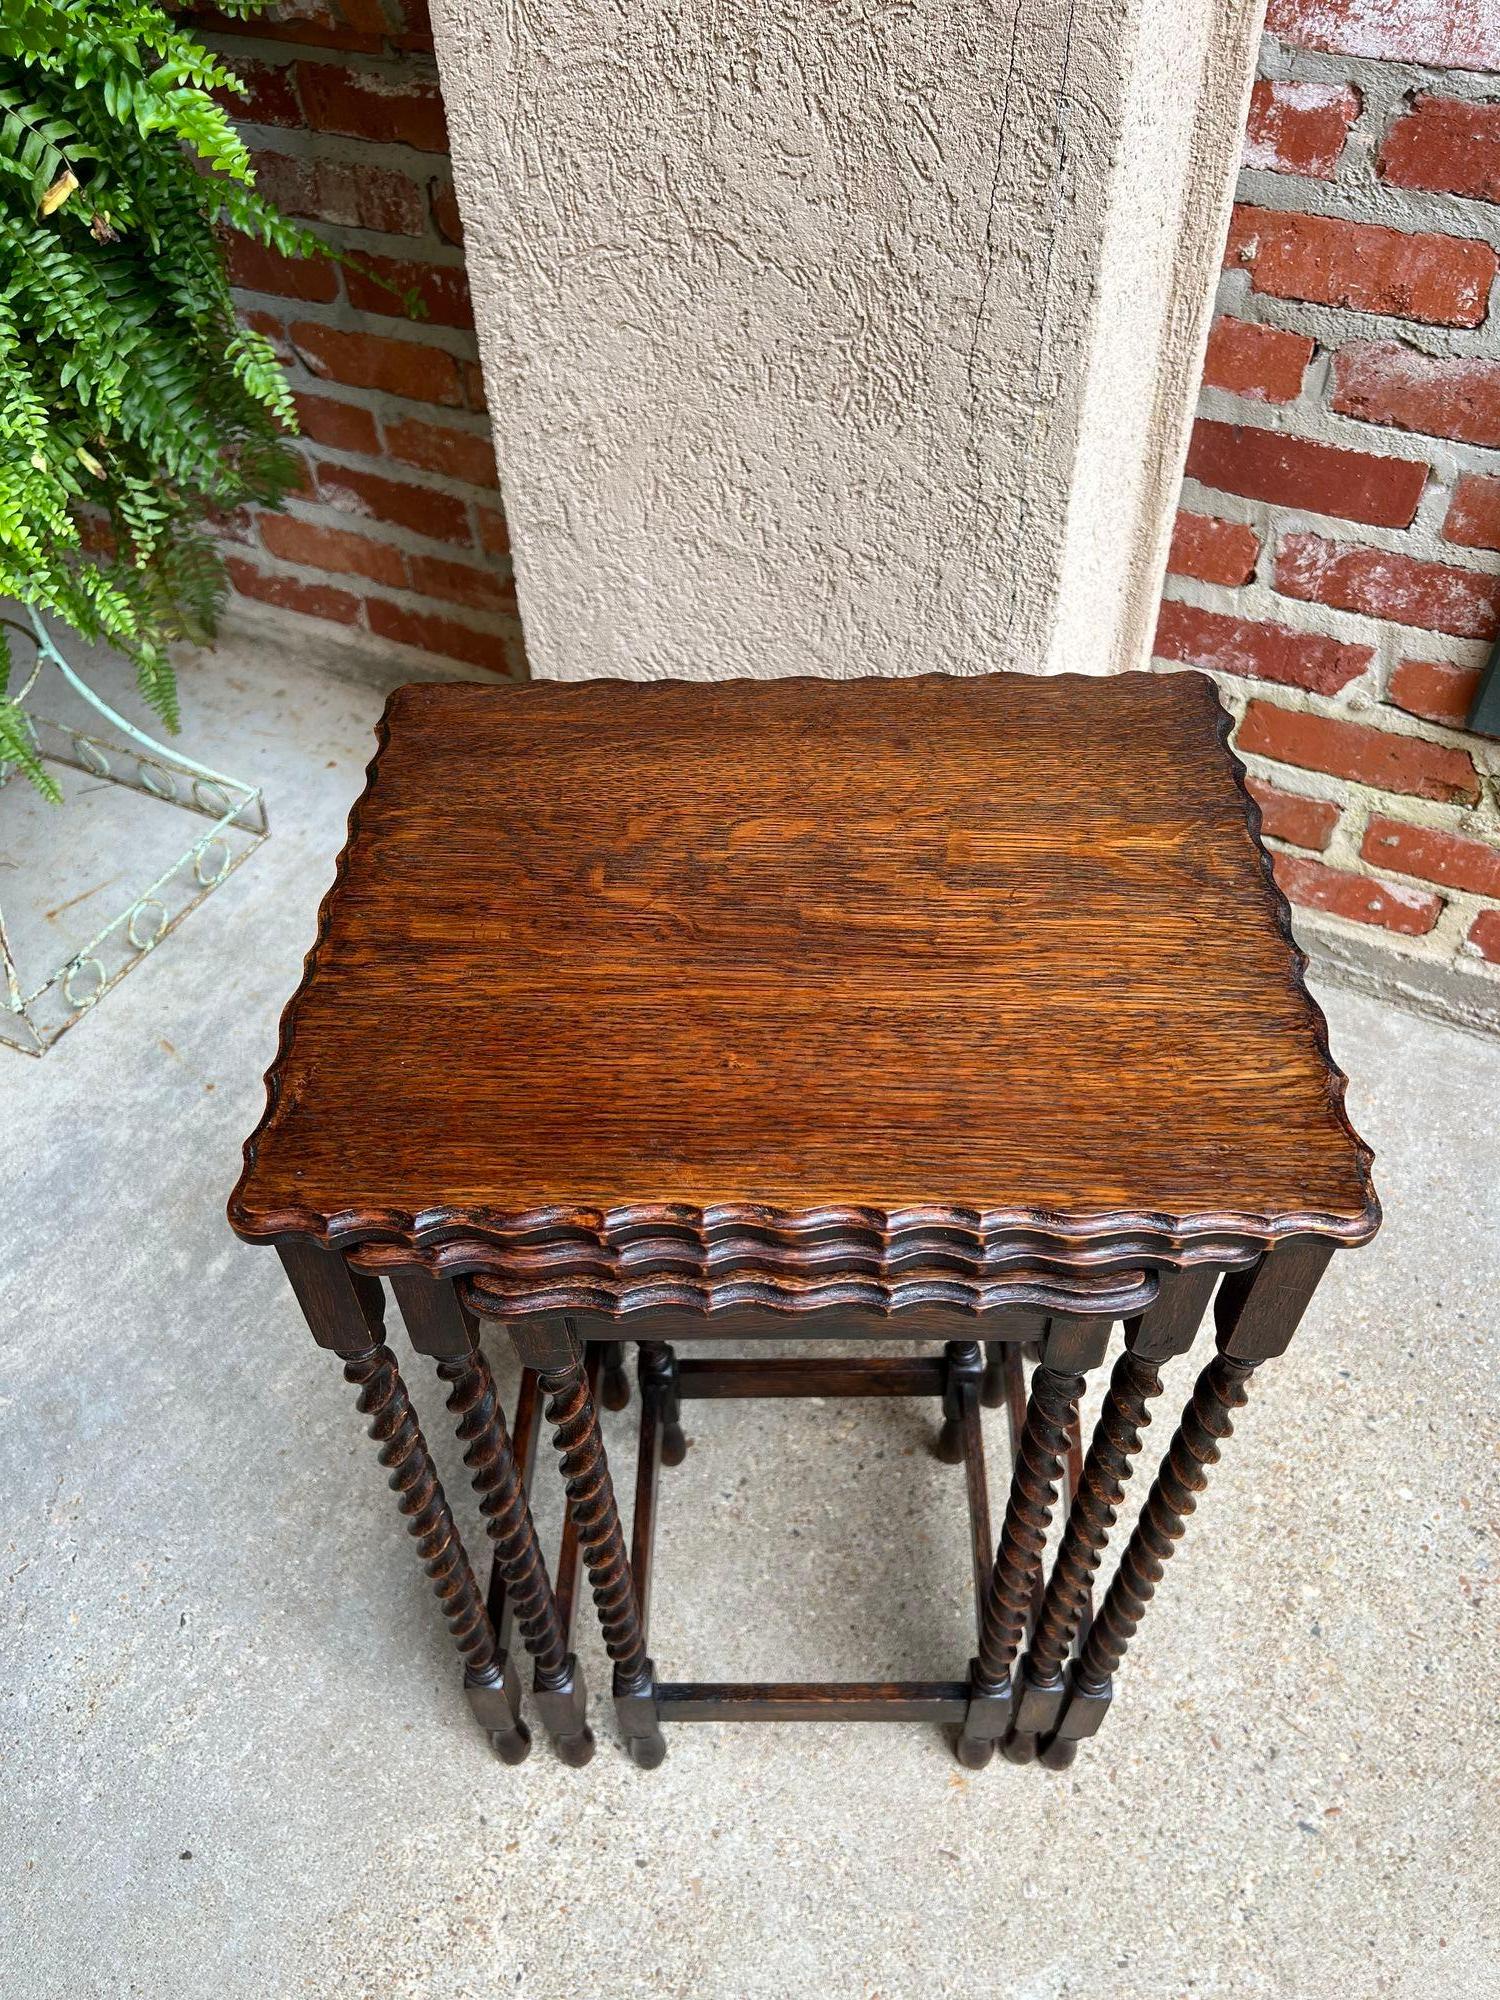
left=532, top=1653, right=596, bottom=1766
left=1037, top=1733, right=1078, bottom=1770
left=955, top=1659, right=1011, bottom=1769
left=466, top=1673, right=533, bottom=1764
left=954, top=1732, right=996, bottom=1769
left=617, top=1662, right=667, bottom=1769
left=431, top=1331, right=598, bottom=1762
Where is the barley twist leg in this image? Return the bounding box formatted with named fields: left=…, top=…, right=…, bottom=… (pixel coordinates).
left=346, top=1340, right=531, bottom=1765
left=439, top=1346, right=595, bottom=1765
left=956, top=1363, right=1085, bottom=1769
left=1072, top=1351, right=1257, bottom=1698
left=1008, top=1346, right=1166, bottom=1763
left=540, top=1347, right=665, bottom=1768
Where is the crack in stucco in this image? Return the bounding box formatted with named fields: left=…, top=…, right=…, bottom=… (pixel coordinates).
left=1002, top=0, right=1082, bottom=651
left=955, top=0, right=1023, bottom=615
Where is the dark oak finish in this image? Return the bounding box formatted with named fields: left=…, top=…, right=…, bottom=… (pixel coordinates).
left=341, top=1343, right=503, bottom=1696
left=389, top=1269, right=594, bottom=1763
left=1006, top=1270, right=1217, bottom=1762
left=638, top=1341, right=687, bottom=1468
left=482, top=1367, right=541, bottom=1637
left=232, top=673, right=1377, bottom=1315
left=275, top=1241, right=531, bottom=1762
left=611, top=1331, right=1019, bottom=1762
left=531, top=1330, right=666, bottom=1769
left=1052, top=1245, right=1330, bottom=1745
left=676, top=1355, right=947, bottom=1398
left=237, top=672, right=1380, bottom=1771
left=971, top=1369, right=1084, bottom=1668
left=659, top=1683, right=973, bottom=1723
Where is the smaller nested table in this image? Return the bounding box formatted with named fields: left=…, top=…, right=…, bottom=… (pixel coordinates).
left=230, top=672, right=1378, bottom=1770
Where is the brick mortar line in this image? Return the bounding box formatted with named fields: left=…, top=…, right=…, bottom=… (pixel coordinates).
left=1268, top=837, right=1500, bottom=957
left=1261, top=811, right=1500, bottom=907
left=225, top=593, right=522, bottom=683
left=1249, top=812, right=1500, bottom=957
left=1235, top=165, right=1500, bottom=251
left=236, top=215, right=463, bottom=263
left=263, top=366, right=495, bottom=440
left=1231, top=755, right=1500, bottom=879
left=1298, top=900, right=1500, bottom=975
left=1184, top=446, right=1496, bottom=548
left=200, top=31, right=442, bottom=80
left=266, top=491, right=511, bottom=563
left=1177, top=473, right=1500, bottom=576
left=1215, top=268, right=1500, bottom=364
left=1176, top=508, right=1500, bottom=662
left=232, top=283, right=478, bottom=354
left=1161, top=566, right=1498, bottom=689
left=1216, top=278, right=1500, bottom=364
left=234, top=116, right=457, bottom=182
left=1257, top=36, right=1500, bottom=103
left=279, top=445, right=503, bottom=512
left=1154, top=631, right=1500, bottom=750
left=237, top=341, right=497, bottom=454
left=231, top=544, right=524, bottom=636
left=1154, top=599, right=1500, bottom=782
left=236, top=541, right=520, bottom=632
left=283, top=403, right=499, bottom=452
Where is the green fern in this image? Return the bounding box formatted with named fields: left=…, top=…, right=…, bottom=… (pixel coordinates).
left=0, top=627, right=58, bottom=797
left=0, top=0, right=358, bottom=794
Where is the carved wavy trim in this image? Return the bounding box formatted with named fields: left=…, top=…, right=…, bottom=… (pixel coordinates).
left=456, top=1264, right=1161, bottom=1322
left=230, top=697, right=395, bottom=1256
left=228, top=675, right=1381, bottom=1284
left=232, top=1194, right=1379, bottom=1260
left=1208, top=677, right=1380, bottom=1242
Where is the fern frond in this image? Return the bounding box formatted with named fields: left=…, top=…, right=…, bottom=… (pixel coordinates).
left=0, top=696, right=58, bottom=799
left=0, top=0, right=340, bottom=794
left=0, top=82, right=94, bottom=204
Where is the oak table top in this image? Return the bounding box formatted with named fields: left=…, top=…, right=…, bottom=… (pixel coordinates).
left=230, top=671, right=1378, bottom=1312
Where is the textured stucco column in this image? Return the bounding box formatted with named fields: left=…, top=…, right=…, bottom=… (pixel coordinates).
left=431, top=1, right=1264, bottom=683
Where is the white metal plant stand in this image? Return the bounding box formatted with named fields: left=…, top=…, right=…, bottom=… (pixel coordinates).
left=0, top=611, right=268, bottom=1055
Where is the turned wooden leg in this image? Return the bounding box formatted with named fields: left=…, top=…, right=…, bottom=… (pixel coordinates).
left=1008, top=1269, right=1217, bottom=1767
left=956, top=1314, right=1111, bottom=1769
left=515, top=1320, right=665, bottom=1768
left=981, top=1314, right=1045, bottom=1410
left=600, top=1340, right=632, bottom=1413
left=1053, top=1241, right=1333, bottom=1747
left=1063, top=1347, right=1256, bottom=1746
left=390, top=1271, right=594, bottom=1766
left=638, top=1340, right=686, bottom=1466
left=276, top=1241, right=530, bottom=1763
left=936, top=1340, right=982, bottom=1464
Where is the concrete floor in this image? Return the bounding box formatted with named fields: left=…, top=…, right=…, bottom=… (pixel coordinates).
left=3, top=629, right=1498, bottom=2000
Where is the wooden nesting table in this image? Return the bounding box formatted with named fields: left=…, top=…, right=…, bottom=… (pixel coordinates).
left=229, top=671, right=1378, bottom=1770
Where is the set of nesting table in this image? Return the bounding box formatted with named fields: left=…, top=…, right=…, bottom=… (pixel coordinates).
left=229, top=670, right=1378, bottom=1770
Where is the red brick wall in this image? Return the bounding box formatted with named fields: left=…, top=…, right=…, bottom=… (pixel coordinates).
left=202, top=4, right=1499, bottom=1003
left=1160, top=0, right=1500, bottom=995
left=193, top=1, right=525, bottom=679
